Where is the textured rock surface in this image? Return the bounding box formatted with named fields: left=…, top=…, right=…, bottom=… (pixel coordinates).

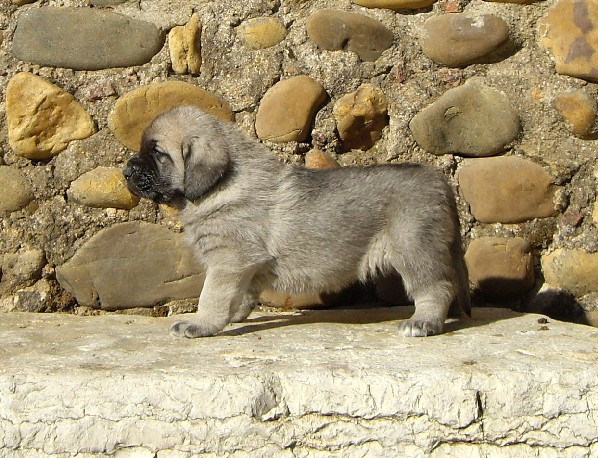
left=12, top=7, right=164, bottom=70
left=306, top=10, right=394, bottom=61
left=0, top=248, right=45, bottom=296
left=420, top=13, right=509, bottom=67
left=542, top=248, right=598, bottom=296
left=67, top=166, right=140, bottom=210
left=168, top=12, right=202, bottom=75
left=239, top=17, right=287, bottom=50
left=409, top=80, right=520, bottom=157
left=0, top=308, right=596, bottom=457
left=55, top=222, right=204, bottom=310
left=458, top=157, right=557, bottom=223
left=6, top=72, right=96, bottom=160
left=333, top=84, right=388, bottom=150
left=0, top=166, right=33, bottom=213
left=108, top=81, right=233, bottom=151
left=255, top=76, right=327, bottom=142
left=465, top=237, right=535, bottom=299
left=539, top=0, right=598, bottom=82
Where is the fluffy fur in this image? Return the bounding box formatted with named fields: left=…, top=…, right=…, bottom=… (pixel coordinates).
left=124, top=106, right=470, bottom=338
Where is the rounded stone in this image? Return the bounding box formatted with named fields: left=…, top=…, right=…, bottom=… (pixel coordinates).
left=333, top=84, right=388, bottom=151
left=305, top=150, right=341, bottom=169
left=353, top=0, right=436, bottom=9
left=465, top=237, right=535, bottom=299
left=554, top=90, right=597, bottom=138
left=539, top=0, right=598, bottom=82
left=12, top=7, right=164, bottom=71
left=169, top=13, right=202, bottom=75
left=239, top=17, right=287, bottom=50
left=67, top=166, right=140, bottom=210
left=108, top=81, right=233, bottom=151
left=542, top=248, right=598, bottom=296
left=458, top=156, right=557, bottom=223
left=306, top=10, right=394, bottom=62
left=420, top=14, right=509, bottom=67
left=7, top=73, right=96, bottom=160
left=55, top=221, right=204, bottom=310
left=259, top=289, right=326, bottom=309
left=409, top=79, right=520, bottom=157
left=0, top=167, right=34, bottom=214
left=255, top=76, right=327, bottom=143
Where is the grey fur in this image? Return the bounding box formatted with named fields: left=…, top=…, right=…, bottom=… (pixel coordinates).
left=123, top=106, right=470, bottom=338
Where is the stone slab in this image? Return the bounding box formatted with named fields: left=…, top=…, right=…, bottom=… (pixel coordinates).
left=1, top=307, right=597, bottom=457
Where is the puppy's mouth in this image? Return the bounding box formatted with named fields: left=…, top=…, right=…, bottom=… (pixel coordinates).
left=123, top=160, right=181, bottom=204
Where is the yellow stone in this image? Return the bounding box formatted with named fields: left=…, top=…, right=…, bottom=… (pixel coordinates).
left=67, top=166, right=140, bottom=209
left=169, top=13, right=202, bottom=75
left=539, top=0, right=598, bottom=82
left=6, top=72, right=96, bottom=160
left=542, top=248, right=598, bottom=296
left=239, top=17, right=287, bottom=50
left=353, top=0, right=436, bottom=10
left=333, top=84, right=388, bottom=150
left=108, top=81, right=233, bottom=151
left=554, top=90, right=597, bottom=137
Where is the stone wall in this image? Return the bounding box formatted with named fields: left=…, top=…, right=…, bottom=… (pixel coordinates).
left=0, top=0, right=597, bottom=322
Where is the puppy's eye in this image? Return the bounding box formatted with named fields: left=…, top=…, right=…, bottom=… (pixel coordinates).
left=152, top=146, right=171, bottom=164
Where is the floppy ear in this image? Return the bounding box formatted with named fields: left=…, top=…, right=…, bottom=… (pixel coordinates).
left=182, top=135, right=230, bottom=201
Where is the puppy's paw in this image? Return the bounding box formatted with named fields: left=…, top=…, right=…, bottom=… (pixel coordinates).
left=398, top=319, right=442, bottom=337
left=170, top=320, right=220, bottom=338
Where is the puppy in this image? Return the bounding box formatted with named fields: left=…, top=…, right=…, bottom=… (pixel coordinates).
left=124, top=106, right=470, bottom=338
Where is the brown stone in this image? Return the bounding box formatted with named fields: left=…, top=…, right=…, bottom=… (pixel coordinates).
left=6, top=72, right=96, bottom=160
left=259, top=289, right=326, bottom=309
left=420, top=14, right=509, bottom=67
left=542, top=248, right=598, bottom=296
left=333, top=84, right=388, bottom=150
left=554, top=90, right=597, bottom=137
left=108, top=81, right=233, bottom=151
left=306, top=10, right=394, bottom=62
left=484, top=0, right=543, bottom=3
left=169, top=13, right=202, bottom=75
left=353, top=0, right=436, bottom=9
left=255, top=76, right=327, bottom=143
left=304, top=150, right=341, bottom=169
left=465, top=237, right=535, bottom=299
left=458, top=156, right=557, bottom=223
left=239, top=17, right=287, bottom=50
left=539, top=0, right=598, bottom=82
left=67, top=166, right=140, bottom=210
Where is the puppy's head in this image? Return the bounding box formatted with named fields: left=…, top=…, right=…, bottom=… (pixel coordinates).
left=123, top=106, right=231, bottom=203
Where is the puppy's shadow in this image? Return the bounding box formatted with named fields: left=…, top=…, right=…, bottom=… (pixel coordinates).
left=218, top=304, right=513, bottom=337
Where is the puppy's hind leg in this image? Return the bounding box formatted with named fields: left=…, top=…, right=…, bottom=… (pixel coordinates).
left=392, top=248, right=456, bottom=337
left=170, top=269, right=250, bottom=338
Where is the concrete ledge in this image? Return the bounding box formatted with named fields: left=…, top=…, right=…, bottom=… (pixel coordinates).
left=1, top=307, right=597, bottom=457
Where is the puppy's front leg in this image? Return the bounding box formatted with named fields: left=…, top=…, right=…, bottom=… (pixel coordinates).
left=170, top=269, right=247, bottom=338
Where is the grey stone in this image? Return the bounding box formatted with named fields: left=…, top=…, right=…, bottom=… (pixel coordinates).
left=0, top=308, right=596, bottom=456
left=0, top=279, right=51, bottom=313
left=12, top=7, right=164, bottom=70
left=55, top=222, right=204, bottom=310
left=306, top=9, right=394, bottom=62
left=0, top=166, right=33, bottom=214
left=0, top=248, right=45, bottom=295
left=409, top=79, right=520, bottom=157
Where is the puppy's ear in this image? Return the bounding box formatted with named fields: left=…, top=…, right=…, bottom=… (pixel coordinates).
left=182, top=135, right=230, bottom=201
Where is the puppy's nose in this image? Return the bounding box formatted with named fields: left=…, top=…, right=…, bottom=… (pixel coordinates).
left=123, top=164, right=135, bottom=179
